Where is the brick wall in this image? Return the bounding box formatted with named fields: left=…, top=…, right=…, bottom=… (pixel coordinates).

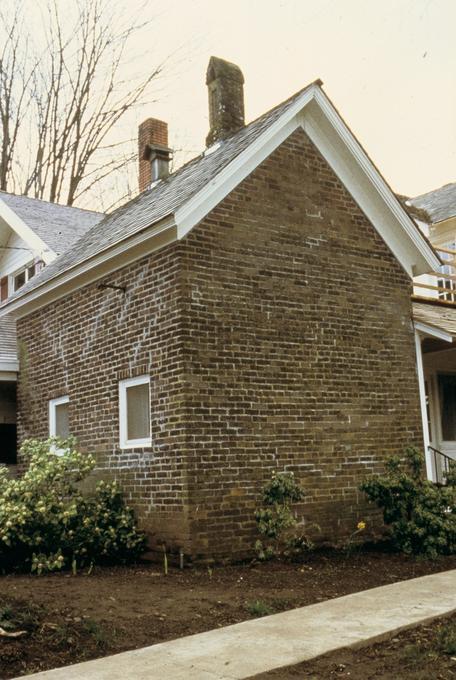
left=16, top=128, right=423, bottom=560
left=17, top=245, right=192, bottom=552
left=179, top=128, right=422, bottom=558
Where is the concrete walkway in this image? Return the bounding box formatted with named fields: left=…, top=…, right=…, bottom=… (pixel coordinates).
left=17, top=569, right=456, bottom=680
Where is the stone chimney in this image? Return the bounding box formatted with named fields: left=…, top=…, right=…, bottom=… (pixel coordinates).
left=138, top=118, right=172, bottom=192
left=206, top=57, right=245, bottom=147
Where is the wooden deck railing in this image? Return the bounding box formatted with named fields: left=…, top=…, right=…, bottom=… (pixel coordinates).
left=413, top=246, right=456, bottom=306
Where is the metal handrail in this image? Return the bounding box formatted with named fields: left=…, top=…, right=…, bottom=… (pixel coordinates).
left=428, top=445, right=454, bottom=484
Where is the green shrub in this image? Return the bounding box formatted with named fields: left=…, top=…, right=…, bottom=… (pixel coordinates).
left=360, top=447, right=456, bottom=558
left=254, top=471, right=313, bottom=560
left=0, top=438, right=146, bottom=573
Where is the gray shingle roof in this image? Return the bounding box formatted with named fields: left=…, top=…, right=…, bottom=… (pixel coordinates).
left=2, top=84, right=312, bottom=305
left=0, top=315, right=17, bottom=366
left=408, top=183, right=456, bottom=225
left=0, top=192, right=103, bottom=255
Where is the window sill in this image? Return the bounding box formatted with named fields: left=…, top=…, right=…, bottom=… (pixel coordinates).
left=119, top=439, right=152, bottom=450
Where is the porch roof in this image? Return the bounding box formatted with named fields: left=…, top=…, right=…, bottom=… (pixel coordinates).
left=413, top=301, right=456, bottom=340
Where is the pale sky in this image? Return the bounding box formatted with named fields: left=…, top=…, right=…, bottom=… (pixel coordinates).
left=130, top=0, right=455, bottom=199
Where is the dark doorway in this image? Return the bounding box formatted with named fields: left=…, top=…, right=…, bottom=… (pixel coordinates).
left=0, top=381, right=17, bottom=465
left=0, top=424, right=17, bottom=464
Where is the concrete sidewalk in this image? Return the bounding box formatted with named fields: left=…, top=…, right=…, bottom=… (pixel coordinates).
left=16, top=569, right=456, bottom=680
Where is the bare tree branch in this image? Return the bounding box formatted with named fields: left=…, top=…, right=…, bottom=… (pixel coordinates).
left=0, top=0, right=166, bottom=210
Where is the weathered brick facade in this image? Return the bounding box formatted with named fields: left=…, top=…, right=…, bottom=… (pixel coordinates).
left=16, top=129, right=423, bottom=560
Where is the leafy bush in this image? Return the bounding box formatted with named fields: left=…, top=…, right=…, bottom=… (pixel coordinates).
left=254, top=471, right=313, bottom=560
left=0, top=438, right=146, bottom=573
left=360, top=447, right=456, bottom=558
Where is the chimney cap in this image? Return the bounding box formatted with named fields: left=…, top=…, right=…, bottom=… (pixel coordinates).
left=141, top=143, right=173, bottom=162
left=206, top=56, right=244, bottom=86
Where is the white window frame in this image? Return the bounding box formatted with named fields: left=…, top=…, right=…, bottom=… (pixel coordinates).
left=10, top=260, right=37, bottom=295
left=49, top=395, right=70, bottom=455
left=119, top=375, right=151, bottom=449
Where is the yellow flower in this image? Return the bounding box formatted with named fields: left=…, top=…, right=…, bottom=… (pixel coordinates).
left=357, top=521, right=366, bottom=531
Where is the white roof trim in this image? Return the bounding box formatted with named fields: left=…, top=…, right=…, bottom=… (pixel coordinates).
left=310, top=90, right=440, bottom=275
left=0, top=199, right=56, bottom=264
left=0, top=218, right=177, bottom=319
left=175, top=85, right=439, bottom=278
left=0, top=83, right=441, bottom=316
left=414, top=321, right=453, bottom=343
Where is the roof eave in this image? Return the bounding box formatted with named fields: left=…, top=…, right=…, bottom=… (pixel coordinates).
left=0, top=217, right=177, bottom=320
left=0, top=198, right=56, bottom=263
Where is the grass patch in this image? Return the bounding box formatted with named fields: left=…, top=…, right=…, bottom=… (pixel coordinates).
left=246, top=600, right=275, bottom=617
left=401, top=619, right=456, bottom=668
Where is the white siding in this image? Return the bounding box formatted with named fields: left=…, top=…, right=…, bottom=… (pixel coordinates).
left=0, top=230, right=37, bottom=278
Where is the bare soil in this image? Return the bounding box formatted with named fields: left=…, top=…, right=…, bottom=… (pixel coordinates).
left=1, top=547, right=455, bottom=679
left=254, top=614, right=456, bottom=679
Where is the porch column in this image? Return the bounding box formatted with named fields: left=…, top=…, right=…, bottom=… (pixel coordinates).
left=414, top=330, right=433, bottom=480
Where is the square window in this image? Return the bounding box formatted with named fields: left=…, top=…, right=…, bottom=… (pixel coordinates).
left=119, top=376, right=151, bottom=448
left=49, top=395, right=70, bottom=442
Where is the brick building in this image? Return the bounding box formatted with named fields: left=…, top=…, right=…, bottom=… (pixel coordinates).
left=0, top=57, right=445, bottom=560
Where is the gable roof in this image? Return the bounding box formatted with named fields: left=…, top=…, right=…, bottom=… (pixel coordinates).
left=0, top=191, right=103, bottom=257
left=408, top=183, right=456, bottom=225
left=0, top=81, right=441, bottom=319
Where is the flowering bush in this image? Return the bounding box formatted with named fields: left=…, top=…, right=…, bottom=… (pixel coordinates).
left=254, top=471, right=314, bottom=560
left=0, top=438, right=146, bottom=573
left=360, top=447, right=456, bottom=558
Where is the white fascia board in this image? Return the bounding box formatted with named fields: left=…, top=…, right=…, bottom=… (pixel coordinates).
left=414, top=321, right=453, bottom=343
left=176, top=85, right=438, bottom=279
left=175, top=87, right=318, bottom=237
left=0, top=218, right=177, bottom=320
left=0, top=199, right=56, bottom=264
left=309, top=90, right=440, bottom=275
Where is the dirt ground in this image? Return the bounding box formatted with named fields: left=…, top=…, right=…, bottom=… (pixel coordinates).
left=254, top=614, right=456, bottom=679
left=1, top=547, right=456, bottom=679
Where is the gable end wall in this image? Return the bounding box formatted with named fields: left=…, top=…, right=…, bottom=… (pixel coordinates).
left=179, top=128, right=423, bottom=557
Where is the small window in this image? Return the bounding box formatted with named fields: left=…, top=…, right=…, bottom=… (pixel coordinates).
left=12, top=260, right=40, bottom=294
left=49, top=396, right=70, bottom=439
left=14, top=269, right=26, bottom=291
left=119, top=376, right=151, bottom=448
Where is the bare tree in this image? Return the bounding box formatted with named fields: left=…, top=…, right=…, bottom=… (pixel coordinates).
left=0, top=0, right=164, bottom=210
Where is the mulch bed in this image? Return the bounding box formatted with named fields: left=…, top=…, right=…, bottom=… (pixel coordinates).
left=1, top=547, right=455, bottom=679
left=253, top=613, right=456, bottom=679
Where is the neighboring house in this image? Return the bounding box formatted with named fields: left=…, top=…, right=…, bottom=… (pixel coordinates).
left=0, top=57, right=445, bottom=560
left=407, top=186, right=456, bottom=481
left=0, top=194, right=103, bottom=465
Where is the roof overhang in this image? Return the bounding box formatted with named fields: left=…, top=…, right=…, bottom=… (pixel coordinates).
left=0, top=198, right=56, bottom=264
left=0, top=218, right=176, bottom=319
left=0, top=83, right=441, bottom=319
left=414, top=321, right=453, bottom=343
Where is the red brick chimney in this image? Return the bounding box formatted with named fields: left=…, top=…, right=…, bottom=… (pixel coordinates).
left=138, top=118, right=171, bottom=192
